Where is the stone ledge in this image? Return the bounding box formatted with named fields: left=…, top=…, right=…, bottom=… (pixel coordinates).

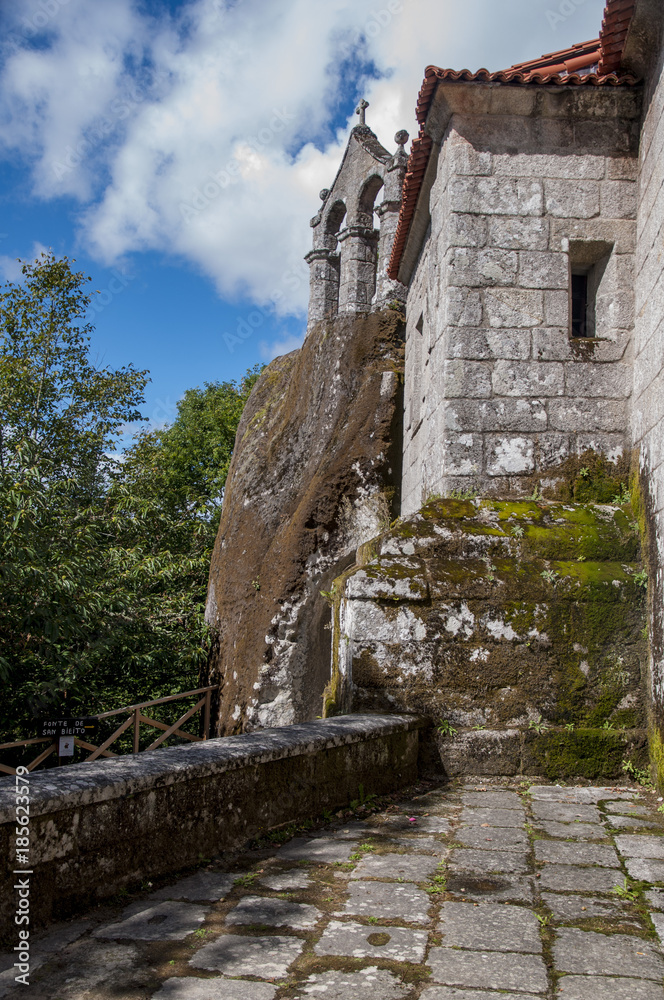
left=422, top=727, right=649, bottom=779
left=0, top=714, right=420, bottom=822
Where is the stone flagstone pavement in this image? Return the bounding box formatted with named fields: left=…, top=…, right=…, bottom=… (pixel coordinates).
left=3, top=779, right=664, bottom=998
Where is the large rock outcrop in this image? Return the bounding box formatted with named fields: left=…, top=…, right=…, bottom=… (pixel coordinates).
left=204, top=310, right=404, bottom=735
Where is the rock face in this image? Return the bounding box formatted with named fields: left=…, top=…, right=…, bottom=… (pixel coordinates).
left=204, top=310, right=404, bottom=735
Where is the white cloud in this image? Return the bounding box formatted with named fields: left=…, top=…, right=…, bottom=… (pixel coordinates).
left=0, top=241, right=49, bottom=282
left=0, top=0, right=607, bottom=317
left=259, top=333, right=305, bottom=362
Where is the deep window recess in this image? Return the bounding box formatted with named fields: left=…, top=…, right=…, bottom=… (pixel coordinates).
left=568, top=240, right=613, bottom=340
left=571, top=272, right=589, bottom=338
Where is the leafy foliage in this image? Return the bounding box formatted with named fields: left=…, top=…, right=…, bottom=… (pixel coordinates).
left=0, top=253, right=261, bottom=746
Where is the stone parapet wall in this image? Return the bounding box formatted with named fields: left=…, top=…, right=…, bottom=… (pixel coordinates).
left=402, top=84, right=641, bottom=514
left=0, top=715, right=422, bottom=942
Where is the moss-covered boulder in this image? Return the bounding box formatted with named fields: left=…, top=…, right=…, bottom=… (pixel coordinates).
left=204, top=310, right=404, bottom=735
left=328, top=497, right=648, bottom=735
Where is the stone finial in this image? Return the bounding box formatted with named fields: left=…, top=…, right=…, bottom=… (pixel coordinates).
left=355, top=99, right=369, bottom=127
left=394, top=130, right=409, bottom=148
left=319, top=188, right=330, bottom=201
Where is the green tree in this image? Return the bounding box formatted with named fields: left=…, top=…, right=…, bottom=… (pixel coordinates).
left=0, top=253, right=145, bottom=491
left=120, top=370, right=261, bottom=534
left=0, top=253, right=261, bottom=747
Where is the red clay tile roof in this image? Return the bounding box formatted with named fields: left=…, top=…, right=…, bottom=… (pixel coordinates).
left=387, top=0, right=639, bottom=281
left=599, top=0, right=637, bottom=74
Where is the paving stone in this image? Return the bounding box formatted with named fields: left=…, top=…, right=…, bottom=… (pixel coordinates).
left=607, top=814, right=654, bottom=830
left=372, top=814, right=450, bottom=834
left=225, top=895, right=321, bottom=930
left=626, top=857, right=664, bottom=882
left=542, top=892, right=627, bottom=922
left=153, top=871, right=236, bottom=902
left=457, top=826, right=529, bottom=851
left=0, top=917, right=92, bottom=976
left=337, top=879, right=432, bottom=923
left=446, top=873, right=535, bottom=904
left=351, top=852, right=440, bottom=881
left=531, top=802, right=601, bottom=823
left=536, top=820, right=607, bottom=839
left=93, top=901, right=208, bottom=941
left=190, top=934, right=304, bottom=977
left=605, top=802, right=650, bottom=816
left=461, top=791, right=524, bottom=809
left=34, top=941, right=144, bottom=999
left=461, top=807, right=526, bottom=827
left=554, top=927, right=664, bottom=980
left=314, top=920, right=428, bottom=962
left=538, top=864, right=620, bottom=894
left=292, top=967, right=410, bottom=999
left=395, top=835, right=444, bottom=853
left=448, top=848, right=529, bottom=874
left=557, top=975, right=664, bottom=999
left=152, top=978, right=277, bottom=999
left=399, top=795, right=460, bottom=815
left=331, top=822, right=368, bottom=839
left=427, top=948, right=548, bottom=993
left=260, top=871, right=311, bottom=890
left=439, top=901, right=541, bottom=953
left=645, top=888, right=664, bottom=910
left=616, top=834, right=664, bottom=859
left=534, top=841, right=620, bottom=867
left=278, top=837, right=355, bottom=863
left=531, top=786, right=636, bottom=803
left=420, top=991, right=541, bottom=1000
left=408, top=816, right=451, bottom=834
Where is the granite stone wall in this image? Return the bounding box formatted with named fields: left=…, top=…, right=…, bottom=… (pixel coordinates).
left=631, top=19, right=664, bottom=757
left=401, top=85, right=641, bottom=515
left=329, top=497, right=647, bottom=734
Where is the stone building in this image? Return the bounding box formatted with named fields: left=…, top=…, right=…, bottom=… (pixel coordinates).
left=206, top=0, right=664, bottom=780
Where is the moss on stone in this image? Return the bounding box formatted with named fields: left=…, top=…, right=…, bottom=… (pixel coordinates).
left=530, top=729, right=634, bottom=780
left=650, top=726, right=664, bottom=792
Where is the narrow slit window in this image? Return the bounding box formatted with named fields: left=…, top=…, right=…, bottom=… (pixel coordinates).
left=571, top=272, right=589, bottom=338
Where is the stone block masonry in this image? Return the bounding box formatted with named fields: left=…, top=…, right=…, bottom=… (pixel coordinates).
left=401, top=82, right=641, bottom=513
left=629, top=4, right=664, bottom=784
left=327, top=497, right=648, bottom=739
left=0, top=715, right=421, bottom=942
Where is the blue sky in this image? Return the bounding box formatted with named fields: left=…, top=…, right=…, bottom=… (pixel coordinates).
left=0, top=0, right=607, bottom=437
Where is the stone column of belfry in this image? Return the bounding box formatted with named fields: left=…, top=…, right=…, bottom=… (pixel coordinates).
left=305, top=189, right=341, bottom=328
left=374, top=130, right=409, bottom=308
left=337, top=224, right=380, bottom=314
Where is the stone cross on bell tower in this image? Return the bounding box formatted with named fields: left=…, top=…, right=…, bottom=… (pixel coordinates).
left=355, top=99, right=369, bottom=127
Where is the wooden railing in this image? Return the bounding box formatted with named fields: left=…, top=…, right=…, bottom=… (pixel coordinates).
left=0, top=686, right=214, bottom=776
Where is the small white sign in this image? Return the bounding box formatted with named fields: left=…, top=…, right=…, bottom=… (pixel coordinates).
left=58, top=736, right=74, bottom=757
